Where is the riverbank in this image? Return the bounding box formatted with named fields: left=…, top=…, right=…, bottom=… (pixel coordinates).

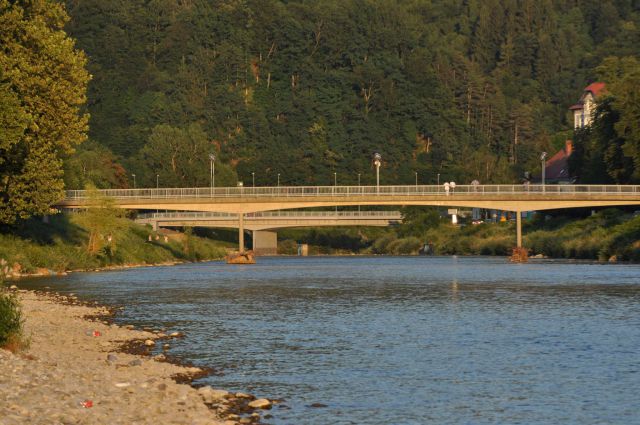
left=0, top=214, right=233, bottom=279
left=278, top=208, right=640, bottom=261
left=0, top=289, right=273, bottom=425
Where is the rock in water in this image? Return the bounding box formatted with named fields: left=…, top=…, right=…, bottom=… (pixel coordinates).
left=248, top=399, right=272, bottom=410
left=144, top=339, right=155, bottom=346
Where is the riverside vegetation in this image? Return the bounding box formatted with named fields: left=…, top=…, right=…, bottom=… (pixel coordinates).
left=0, top=212, right=230, bottom=276
left=278, top=208, right=640, bottom=261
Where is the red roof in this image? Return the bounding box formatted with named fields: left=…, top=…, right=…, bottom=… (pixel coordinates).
left=545, top=141, right=574, bottom=182
left=584, top=82, right=606, bottom=97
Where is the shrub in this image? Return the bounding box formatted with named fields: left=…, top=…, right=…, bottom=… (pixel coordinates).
left=0, top=289, right=23, bottom=351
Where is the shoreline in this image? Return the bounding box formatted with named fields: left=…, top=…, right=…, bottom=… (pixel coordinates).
left=0, top=288, right=274, bottom=425
left=5, top=257, right=225, bottom=280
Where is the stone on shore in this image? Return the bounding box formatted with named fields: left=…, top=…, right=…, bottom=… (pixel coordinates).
left=248, top=398, right=272, bottom=409
left=0, top=291, right=227, bottom=425
left=144, top=339, right=155, bottom=346
left=198, top=386, right=230, bottom=403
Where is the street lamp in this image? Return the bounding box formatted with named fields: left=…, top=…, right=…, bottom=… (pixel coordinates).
left=156, top=174, right=159, bottom=189
left=209, top=153, right=216, bottom=189
left=373, top=153, right=382, bottom=193
left=277, top=173, right=280, bottom=187
left=357, top=173, right=361, bottom=213
left=252, top=172, right=255, bottom=187
left=415, top=171, right=418, bottom=187
left=540, top=151, right=547, bottom=190
left=437, top=173, right=440, bottom=186
left=334, top=172, right=337, bottom=213
left=131, top=174, right=136, bottom=189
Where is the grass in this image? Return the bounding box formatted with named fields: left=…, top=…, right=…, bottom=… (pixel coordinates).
left=275, top=209, right=640, bottom=261
left=0, top=213, right=231, bottom=274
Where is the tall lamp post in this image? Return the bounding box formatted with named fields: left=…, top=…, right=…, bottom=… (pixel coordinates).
left=437, top=173, right=440, bottom=186
left=131, top=174, right=136, bottom=189
left=209, top=153, right=216, bottom=190
left=252, top=172, right=255, bottom=187
left=373, top=153, right=382, bottom=194
left=334, top=172, right=337, bottom=213
left=415, top=171, right=418, bottom=187
left=357, top=173, right=361, bottom=212
left=540, top=151, right=547, bottom=191
left=277, top=173, right=280, bottom=187
left=156, top=174, right=159, bottom=214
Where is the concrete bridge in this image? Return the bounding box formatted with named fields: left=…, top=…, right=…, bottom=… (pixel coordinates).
left=135, top=210, right=402, bottom=255
left=60, top=184, right=640, bottom=252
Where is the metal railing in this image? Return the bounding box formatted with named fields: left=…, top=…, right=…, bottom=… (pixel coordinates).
left=64, top=184, right=640, bottom=201
left=137, top=211, right=402, bottom=220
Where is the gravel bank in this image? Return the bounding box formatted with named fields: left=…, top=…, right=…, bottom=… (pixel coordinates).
left=0, top=290, right=228, bottom=425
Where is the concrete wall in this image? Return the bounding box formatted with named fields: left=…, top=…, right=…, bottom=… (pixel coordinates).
left=253, top=230, right=278, bottom=256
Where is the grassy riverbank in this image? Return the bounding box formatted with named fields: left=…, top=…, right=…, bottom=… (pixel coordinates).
left=0, top=214, right=231, bottom=275
left=278, top=209, right=640, bottom=261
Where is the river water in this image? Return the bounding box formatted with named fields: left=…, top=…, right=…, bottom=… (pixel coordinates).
left=20, top=256, right=640, bottom=424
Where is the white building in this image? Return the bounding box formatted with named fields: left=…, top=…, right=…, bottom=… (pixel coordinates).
left=569, top=82, right=606, bottom=129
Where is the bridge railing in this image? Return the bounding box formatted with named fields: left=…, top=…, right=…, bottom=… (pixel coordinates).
left=65, top=184, right=640, bottom=200
left=137, top=211, right=403, bottom=220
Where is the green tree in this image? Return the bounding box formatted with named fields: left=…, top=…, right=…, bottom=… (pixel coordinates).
left=133, top=123, right=237, bottom=187
left=0, top=0, right=89, bottom=223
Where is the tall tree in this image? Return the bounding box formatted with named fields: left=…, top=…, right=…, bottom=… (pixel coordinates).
left=0, top=0, right=89, bottom=223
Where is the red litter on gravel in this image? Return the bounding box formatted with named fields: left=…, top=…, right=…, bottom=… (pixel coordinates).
left=81, top=400, right=93, bottom=408
left=92, top=330, right=101, bottom=337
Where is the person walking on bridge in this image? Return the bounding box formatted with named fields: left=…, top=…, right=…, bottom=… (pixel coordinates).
left=444, top=182, right=450, bottom=195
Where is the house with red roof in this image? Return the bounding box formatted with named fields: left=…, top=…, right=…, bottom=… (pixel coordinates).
left=544, top=140, right=575, bottom=184
left=569, top=82, right=606, bottom=129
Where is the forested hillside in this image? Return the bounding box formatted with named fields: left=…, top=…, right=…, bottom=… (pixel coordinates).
left=57, top=0, right=640, bottom=188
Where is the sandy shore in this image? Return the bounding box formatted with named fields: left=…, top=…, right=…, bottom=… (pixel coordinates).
left=0, top=290, right=271, bottom=425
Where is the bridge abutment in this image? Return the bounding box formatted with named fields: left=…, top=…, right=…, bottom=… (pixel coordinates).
left=253, top=231, right=278, bottom=256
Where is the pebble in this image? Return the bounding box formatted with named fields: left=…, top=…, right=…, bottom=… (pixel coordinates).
left=197, top=386, right=229, bottom=403
left=1, top=291, right=224, bottom=425
left=144, top=339, right=155, bottom=346
left=235, top=392, right=254, bottom=400
left=248, top=398, right=272, bottom=409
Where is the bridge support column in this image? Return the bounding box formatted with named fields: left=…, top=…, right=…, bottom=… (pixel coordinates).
left=152, top=221, right=159, bottom=232
left=516, top=211, right=522, bottom=248
left=238, top=213, right=245, bottom=252
left=253, top=231, right=278, bottom=256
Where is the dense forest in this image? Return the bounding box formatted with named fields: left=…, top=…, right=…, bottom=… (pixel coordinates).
left=2, top=0, right=640, bottom=223
left=62, top=0, right=640, bottom=189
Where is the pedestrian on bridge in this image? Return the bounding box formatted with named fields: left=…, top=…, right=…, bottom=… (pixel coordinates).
left=444, top=182, right=450, bottom=195
left=450, top=181, right=456, bottom=193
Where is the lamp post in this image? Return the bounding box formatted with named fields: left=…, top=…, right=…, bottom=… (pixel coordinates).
left=437, top=173, right=440, bottom=186
left=131, top=174, right=136, bottom=189
left=357, top=173, right=361, bottom=212
left=415, top=171, right=418, bottom=187
left=373, top=153, right=382, bottom=194
left=156, top=174, right=159, bottom=214
left=252, top=172, right=255, bottom=187
left=209, top=153, right=216, bottom=190
left=334, top=172, right=337, bottom=213
left=540, top=151, right=547, bottom=191
left=277, top=173, right=280, bottom=187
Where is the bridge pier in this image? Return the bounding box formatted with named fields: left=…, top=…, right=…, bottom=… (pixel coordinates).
left=516, top=211, right=522, bottom=248
left=238, top=213, right=245, bottom=252
left=253, top=231, right=278, bottom=255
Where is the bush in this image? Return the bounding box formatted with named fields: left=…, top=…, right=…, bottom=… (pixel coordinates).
left=0, top=289, right=23, bottom=350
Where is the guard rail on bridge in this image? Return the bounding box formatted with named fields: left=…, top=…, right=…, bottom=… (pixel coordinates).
left=137, top=210, right=403, bottom=219
left=65, top=184, right=640, bottom=200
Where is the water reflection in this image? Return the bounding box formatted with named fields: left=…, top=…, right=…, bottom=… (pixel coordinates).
left=19, top=256, right=640, bottom=425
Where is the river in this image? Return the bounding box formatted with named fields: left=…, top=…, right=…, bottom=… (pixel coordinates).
left=19, top=256, right=640, bottom=424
